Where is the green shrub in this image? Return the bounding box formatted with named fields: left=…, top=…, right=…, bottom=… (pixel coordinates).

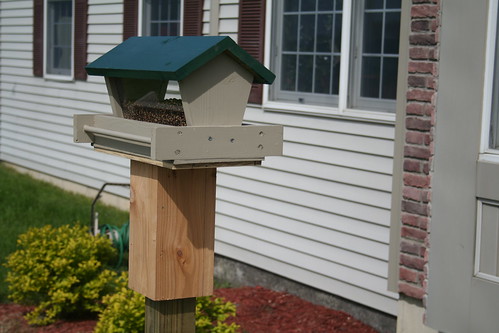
left=4, top=224, right=119, bottom=325
left=94, top=272, right=145, bottom=333
left=195, top=295, right=240, bottom=333
left=95, top=272, right=240, bottom=333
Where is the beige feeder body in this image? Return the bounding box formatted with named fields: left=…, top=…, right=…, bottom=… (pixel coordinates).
left=74, top=36, right=282, bottom=168
left=179, top=53, right=253, bottom=126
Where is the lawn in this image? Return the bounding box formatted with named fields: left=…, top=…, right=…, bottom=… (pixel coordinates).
left=0, top=163, right=129, bottom=302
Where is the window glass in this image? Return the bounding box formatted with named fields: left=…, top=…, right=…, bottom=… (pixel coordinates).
left=363, top=11, right=383, bottom=53
left=143, top=0, right=181, bottom=36
left=46, top=0, right=72, bottom=76
left=284, top=0, right=299, bottom=12
left=386, top=0, right=402, bottom=9
left=365, top=0, right=384, bottom=10
left=361, top=56, right=381, bottom=98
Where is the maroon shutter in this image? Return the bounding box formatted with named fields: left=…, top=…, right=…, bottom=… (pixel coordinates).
left=74, top=0, right=88, bottom=80
left=238, top=0, right=266, bottom=104
left=183, top=0, right=204, bottom=36
left=123, top=0, right=138, bottom=40
left=33, top=0, right=44, bottom=77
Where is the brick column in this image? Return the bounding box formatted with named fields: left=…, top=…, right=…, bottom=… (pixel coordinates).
left=399, top=0, right=441, bottom=304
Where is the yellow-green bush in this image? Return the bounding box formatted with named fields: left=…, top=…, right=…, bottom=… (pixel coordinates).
left=95, top=272, right=240, bottom=333
left=5, top=224, right=119, bottom=325
left=94, top=272, right=144, bottom=333
left=195, top=295, right=240, bottom=333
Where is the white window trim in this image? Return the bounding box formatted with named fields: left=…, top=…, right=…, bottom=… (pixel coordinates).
left=138, top=0, right=184, bottom=37
left=480, top=0, right=499, bottom=157
left=43, top=0, right=74, bottom=81
left=263, top=0, right=397, bottom=124
left=474, top=199, right=499, bottom=284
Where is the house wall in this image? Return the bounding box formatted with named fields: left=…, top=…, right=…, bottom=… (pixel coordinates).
left=0, top=0, right=130, bottom=198
left=425, top=0, right=499, bottom=331
left=0, top=0, right=398, bottom=317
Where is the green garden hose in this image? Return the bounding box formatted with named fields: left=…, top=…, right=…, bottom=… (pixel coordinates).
left=90, top=182, right=130, bottom=268
left=99, top=222, right=129, bottom=268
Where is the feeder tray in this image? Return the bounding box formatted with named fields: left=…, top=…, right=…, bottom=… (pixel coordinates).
left=74, top=114, right=282, bottom=169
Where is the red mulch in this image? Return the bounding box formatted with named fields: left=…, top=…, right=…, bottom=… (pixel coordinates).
left=0, top=286, right=378, bottom=333
left=0, top=303, right=95, bottom=333
left=215, top=286, right=378, bottom=333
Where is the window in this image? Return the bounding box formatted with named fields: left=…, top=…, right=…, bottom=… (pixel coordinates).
left=271, top=0, right=401, bottom=113
left=45, top=0, right=73, bottom=77
left=351, top=0, right=400, bottom=110
left=489, top=2, right=499, bottom=150
left=274, top=0, right=343, bottom=106
left=123, top=1, right=204, bottom=39
left=141, top=0, right=181, bottom=36
left=33, top=0, right=87, bottom=80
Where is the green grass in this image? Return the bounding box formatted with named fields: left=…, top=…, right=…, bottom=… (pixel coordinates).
left=0, top=163, right=129, bottom=302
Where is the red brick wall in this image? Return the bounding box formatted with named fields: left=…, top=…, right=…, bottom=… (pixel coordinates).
left=399, top=0, right=441, bottom=303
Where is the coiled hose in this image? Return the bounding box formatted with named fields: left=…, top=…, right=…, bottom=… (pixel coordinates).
left=90, top=182, right=130, bottom=268
left=100, top=222, right=129, bottom=268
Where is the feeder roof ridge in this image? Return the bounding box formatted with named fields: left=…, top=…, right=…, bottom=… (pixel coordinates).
left=85, top=36, right=275, bottom=84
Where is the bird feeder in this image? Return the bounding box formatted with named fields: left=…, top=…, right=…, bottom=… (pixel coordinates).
left=73, top=36, right=282, bottom=306
left=74, top=36, right=282, bottom=168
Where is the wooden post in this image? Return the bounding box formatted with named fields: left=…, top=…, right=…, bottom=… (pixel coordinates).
left=145, top=297, right=196, bottom=333
left=128, top=160, right=216, bottom=330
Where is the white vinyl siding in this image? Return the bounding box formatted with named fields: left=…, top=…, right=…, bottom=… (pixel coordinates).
left=204, top=0, right=238, bottom=39
left=0, top=0, right=129, bottom=197
left=216, top=106, right=397, bottom=315
left=87, top=1, right=123, bottom=64
left=0, top=0, right=397, bottom=315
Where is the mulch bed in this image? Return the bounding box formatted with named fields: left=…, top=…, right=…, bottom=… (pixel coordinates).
left=215, top=286, right=378, bottom=333
left=0, top=304, right=95, bottom=333
left=0, top=286, right=378, bottom=333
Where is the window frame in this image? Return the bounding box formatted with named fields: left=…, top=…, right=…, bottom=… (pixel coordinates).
left=264, top=0, right=399, bottom=122
left=43, top=0, right=74, bottom=81
left=480, top=0, right=499, bottom=161
left=474, top=199, right=499, bottom=284
left=138, top=0, right=184, bottom=37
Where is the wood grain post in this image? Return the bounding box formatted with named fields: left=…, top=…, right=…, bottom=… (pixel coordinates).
left=145, top=297, right=196, bottom=333
left=129, top=160, right=216, bottom=300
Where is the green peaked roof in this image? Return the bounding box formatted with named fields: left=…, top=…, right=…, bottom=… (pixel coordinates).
left=86, top=36, right=275, bottom=84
